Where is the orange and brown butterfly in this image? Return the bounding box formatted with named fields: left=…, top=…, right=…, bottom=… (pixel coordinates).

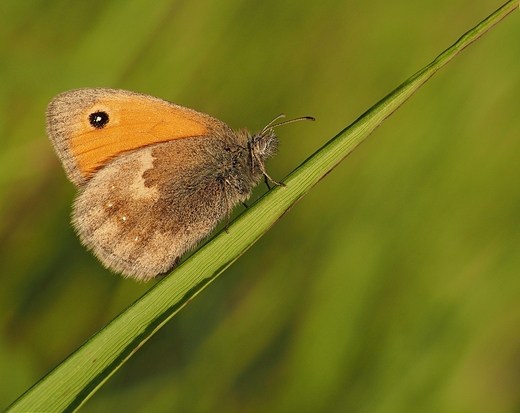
left=46, top=88, right=313, bottom=281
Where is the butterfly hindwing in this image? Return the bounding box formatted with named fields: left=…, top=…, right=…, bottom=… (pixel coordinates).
left=72, top=138, right=229, bottom=280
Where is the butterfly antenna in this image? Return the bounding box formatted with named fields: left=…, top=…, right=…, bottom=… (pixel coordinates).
left=262, top=114, right=315, bottom=134
left=261, top=114, right=286, bottom=134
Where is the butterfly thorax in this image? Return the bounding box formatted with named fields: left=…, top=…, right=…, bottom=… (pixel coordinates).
left=217, top=128, right=278, bottom=200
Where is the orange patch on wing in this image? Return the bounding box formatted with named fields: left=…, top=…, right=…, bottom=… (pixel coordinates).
left=71, top=96, right=209, bottom=179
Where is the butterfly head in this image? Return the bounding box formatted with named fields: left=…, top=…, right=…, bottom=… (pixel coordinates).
left=249, top=114, right=315, bottom=187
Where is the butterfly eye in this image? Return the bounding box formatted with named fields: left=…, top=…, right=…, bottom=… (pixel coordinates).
left=89, top=111, right=110, bottom=129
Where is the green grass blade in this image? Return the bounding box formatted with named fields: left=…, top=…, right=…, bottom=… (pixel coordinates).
left=4, top=1, right=519, bottom=412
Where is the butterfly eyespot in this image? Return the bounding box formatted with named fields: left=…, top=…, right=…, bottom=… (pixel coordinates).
left=89, top=111, right=110, bottom=129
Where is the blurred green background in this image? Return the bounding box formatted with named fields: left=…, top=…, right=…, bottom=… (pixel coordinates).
left=1, top=0, right=520, bottom=412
